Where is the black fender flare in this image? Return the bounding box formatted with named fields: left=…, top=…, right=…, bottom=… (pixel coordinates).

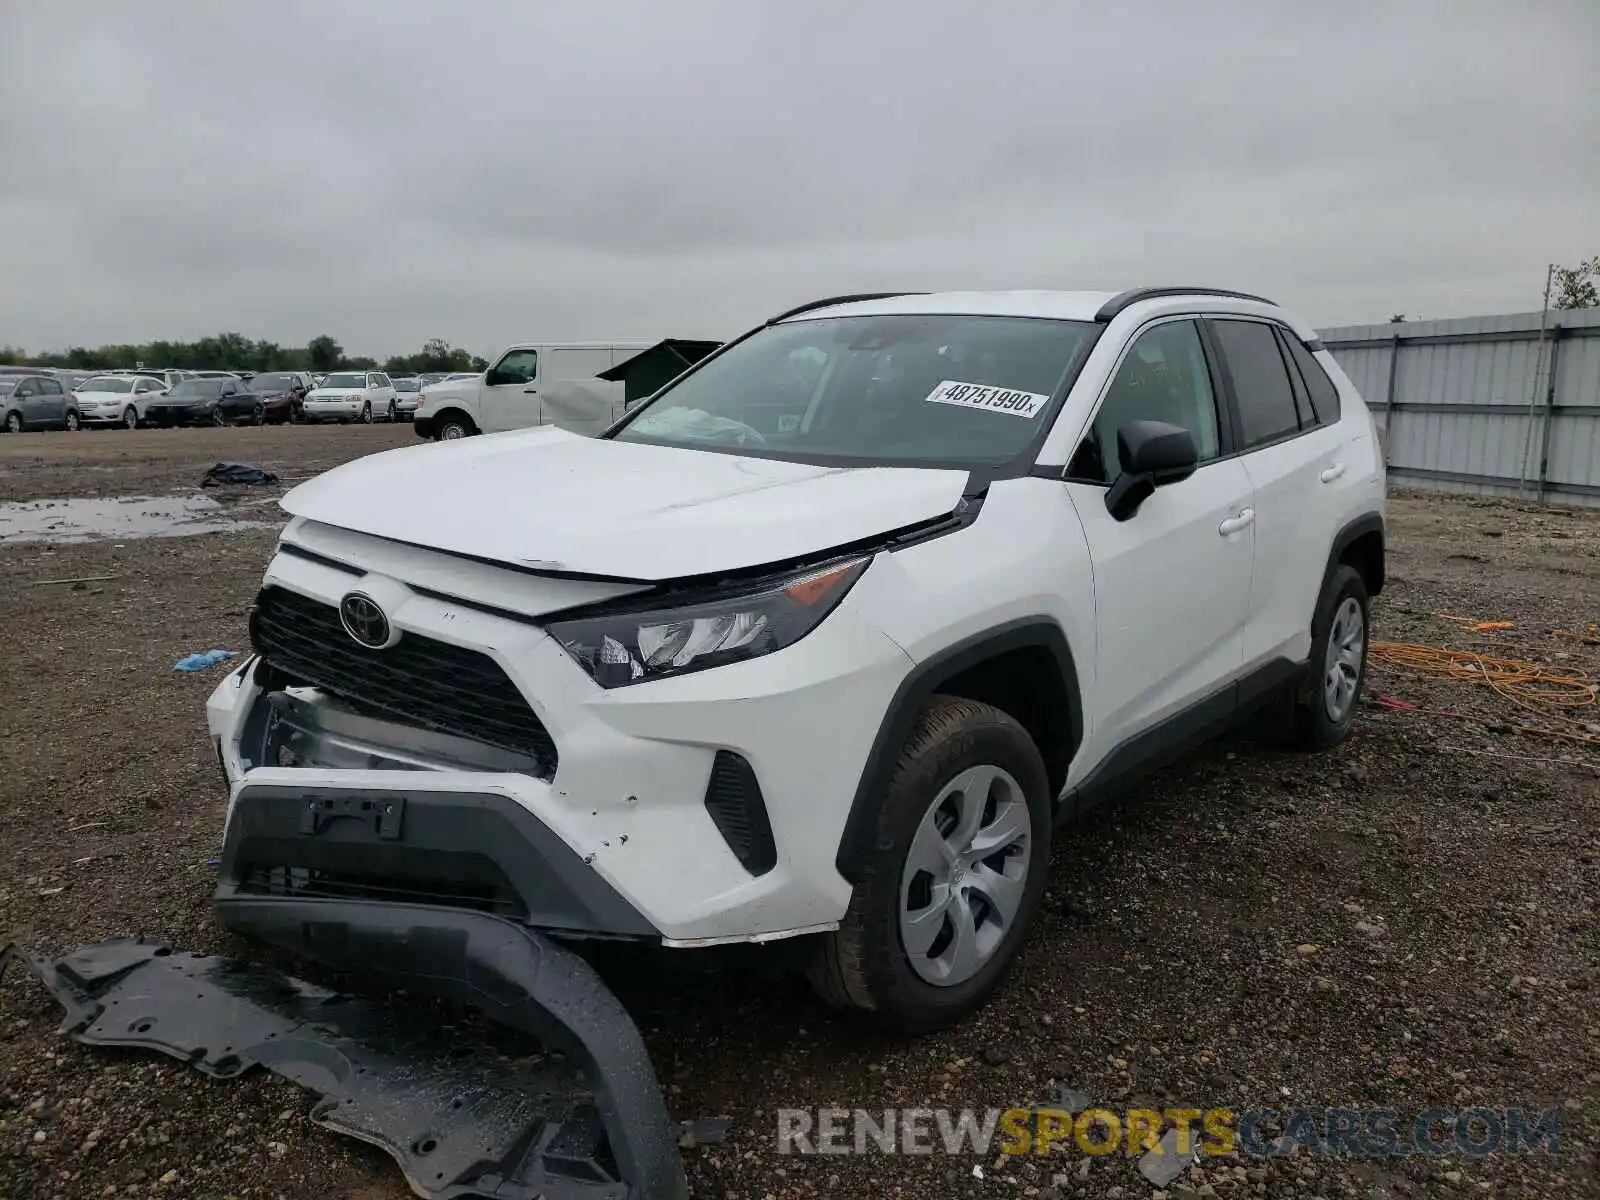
left=1324, top=512, right=1385, bottom=598
left=834, top=618, right=1083, bottom=884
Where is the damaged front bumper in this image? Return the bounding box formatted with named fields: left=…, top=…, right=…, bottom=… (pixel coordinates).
left=3, top=905, right=689, bottom=1200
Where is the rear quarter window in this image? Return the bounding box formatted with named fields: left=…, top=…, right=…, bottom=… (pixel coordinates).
left=1283, top=335, right=1343, bottom=425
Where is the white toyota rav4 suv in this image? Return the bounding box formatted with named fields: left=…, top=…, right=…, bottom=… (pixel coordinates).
left=207, top=287, right=1385, bottom=1033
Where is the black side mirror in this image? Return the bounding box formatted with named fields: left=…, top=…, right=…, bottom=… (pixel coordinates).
left=1104, top=420, right=1199, bottom=521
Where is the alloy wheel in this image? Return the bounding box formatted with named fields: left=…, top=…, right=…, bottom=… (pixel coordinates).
left=1323, top=596, right=1365, bottom=721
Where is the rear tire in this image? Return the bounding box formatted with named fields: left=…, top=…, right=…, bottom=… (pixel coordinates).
left=64, top=411, right=80, bottom=431
left=807, top=696, right=1051, bottom=1034
left=1290, top=564, right=1370, bottom=751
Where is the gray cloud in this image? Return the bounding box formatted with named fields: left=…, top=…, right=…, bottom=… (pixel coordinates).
left=1, top=0, right=1595, bottom=358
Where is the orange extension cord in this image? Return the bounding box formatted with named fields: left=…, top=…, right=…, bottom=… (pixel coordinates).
left=1367, top=616, right=1600, bottom=746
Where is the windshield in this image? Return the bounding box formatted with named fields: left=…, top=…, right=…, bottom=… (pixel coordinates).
left=251, top=373, right=295, bottom=392
left=81, top=376, right=134, bottom=393
left=321, top=373, right=366, bottom=389
left=612, top=314, right=1098, bottom=467
left=170, top=379, right=224, bottom=398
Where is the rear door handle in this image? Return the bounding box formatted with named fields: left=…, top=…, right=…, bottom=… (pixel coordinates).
left=1320, top=462, right=1346, bottom=483
left=1218, top=507, right=1255, bottom=536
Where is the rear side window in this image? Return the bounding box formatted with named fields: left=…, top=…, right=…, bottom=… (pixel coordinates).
left=1211, top=319, right=1300, bottom=447
left=1281, top=334, right=1342, bottom=425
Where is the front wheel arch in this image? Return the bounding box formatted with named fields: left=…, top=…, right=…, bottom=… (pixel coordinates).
left=835, top=619, right=1082, bottom=885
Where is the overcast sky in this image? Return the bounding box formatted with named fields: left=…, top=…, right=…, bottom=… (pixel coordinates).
left=2, top=0, right=1595, bottom=358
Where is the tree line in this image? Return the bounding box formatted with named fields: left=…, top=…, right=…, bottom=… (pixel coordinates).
left=0, top=333, right=488, bottom=376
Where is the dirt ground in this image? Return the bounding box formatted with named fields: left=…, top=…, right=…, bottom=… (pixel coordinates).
left=1, top=427, right=1597, bottom=1200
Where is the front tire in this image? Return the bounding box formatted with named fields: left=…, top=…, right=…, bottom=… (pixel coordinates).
left=436, top=413, right=475, bottom=440
left=1291, top=564, right=1370, bottom=750
left=359, top=401, right=372, bottom=424
left=808, top=696, right=1051, bottom=1033
left=123, top=408, right=138, bottom=430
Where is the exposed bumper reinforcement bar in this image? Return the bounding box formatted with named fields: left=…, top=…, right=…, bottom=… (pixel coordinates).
left=2, top=904, right=688, bottom=1200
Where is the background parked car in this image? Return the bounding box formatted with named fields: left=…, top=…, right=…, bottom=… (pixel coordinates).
left=301, top=371, right=396, bottom=424
left=73, top=374, right=170, bottom=428
left=243, top=371, right=315, bottom=424
left=390, top=375, right=423, bottom=421
left=109, top=368, right=193, bottom=389
left=142, top=377, right=261, bottom=427
left=0, top=373, right=81, bottom=432
left=417, top=372, right=452, bottom=388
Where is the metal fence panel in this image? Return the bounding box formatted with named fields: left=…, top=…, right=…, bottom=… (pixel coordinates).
left=1319, top=308, right=1600, bottom=506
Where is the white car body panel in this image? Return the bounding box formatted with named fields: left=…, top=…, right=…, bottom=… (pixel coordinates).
left=210, top=288, right=1387, bottom=945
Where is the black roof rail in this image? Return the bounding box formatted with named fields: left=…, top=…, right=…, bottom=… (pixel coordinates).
left=1094, top=286, right=1276, bottom=322
left=766, top=292, right=927, bottom=325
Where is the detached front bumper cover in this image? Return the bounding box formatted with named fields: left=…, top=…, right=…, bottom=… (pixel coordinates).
left=2, top=908, right=689, bottom=1200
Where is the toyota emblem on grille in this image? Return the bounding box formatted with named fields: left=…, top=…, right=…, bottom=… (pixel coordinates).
left=339, top=592, right=391, bottom=649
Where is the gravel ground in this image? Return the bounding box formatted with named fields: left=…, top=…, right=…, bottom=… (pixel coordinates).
left=2, top=427, right=1597, bottom=1200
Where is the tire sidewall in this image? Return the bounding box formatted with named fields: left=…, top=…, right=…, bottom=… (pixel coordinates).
left=838, top=699, right=1052, bottom=1031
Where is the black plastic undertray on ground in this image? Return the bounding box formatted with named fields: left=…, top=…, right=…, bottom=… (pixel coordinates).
left=1, top=939, right=666, bottom=1199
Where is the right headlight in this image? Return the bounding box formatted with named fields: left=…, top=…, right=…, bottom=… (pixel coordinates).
left=547, top=556, right=870, bottom=688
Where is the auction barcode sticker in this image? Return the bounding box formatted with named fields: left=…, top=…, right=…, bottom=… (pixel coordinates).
left=924, top=380, right=1050, bottom=419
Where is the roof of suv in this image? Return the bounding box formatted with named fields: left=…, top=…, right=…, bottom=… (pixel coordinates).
left=782, top=287, right=1318, bottom=341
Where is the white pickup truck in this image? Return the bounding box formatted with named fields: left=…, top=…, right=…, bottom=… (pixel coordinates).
left=412, top=342, right=652, bottom=441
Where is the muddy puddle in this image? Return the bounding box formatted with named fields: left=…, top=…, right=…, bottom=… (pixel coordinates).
left=0, top=494, right=283, bottom=544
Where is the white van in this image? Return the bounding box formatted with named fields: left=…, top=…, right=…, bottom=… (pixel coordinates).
left=412, top=342, right=651, bottom=441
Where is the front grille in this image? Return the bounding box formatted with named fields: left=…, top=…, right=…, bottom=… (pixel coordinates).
left=239, top=862, right=525, bottom=917
left=250, top=585, right=558, bottom=776
left=704, top=751, right=777, bottom=876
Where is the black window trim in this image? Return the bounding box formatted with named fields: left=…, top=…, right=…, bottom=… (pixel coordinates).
left=1270, top=324, right=1316, bottom=431
left=1278, top=328, right=1343, bottom=426
left=1059, top=313, right=1236, bottom=488
left=1202, top=314, right=1326, bottom=456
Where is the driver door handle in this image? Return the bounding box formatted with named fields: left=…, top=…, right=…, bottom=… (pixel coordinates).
left=1320, top=462, right=1347, bottom=483
left=523, top=387, right=539, bottom=393
left=1218, top=507, right=1255, bottom=536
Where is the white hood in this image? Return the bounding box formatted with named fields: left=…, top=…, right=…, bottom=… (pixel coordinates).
left=280, top=427, right=969, bottom=580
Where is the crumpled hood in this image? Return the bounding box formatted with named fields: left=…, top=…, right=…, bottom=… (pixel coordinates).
left=280, top=426, right=970, bottom=580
